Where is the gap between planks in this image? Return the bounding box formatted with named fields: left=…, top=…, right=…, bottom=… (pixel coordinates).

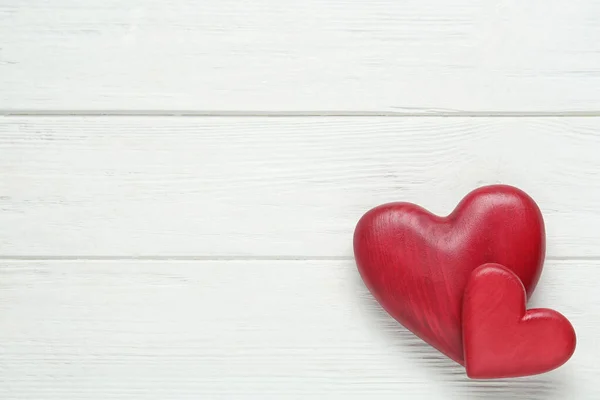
left=4, top=110, right=600, bottom=117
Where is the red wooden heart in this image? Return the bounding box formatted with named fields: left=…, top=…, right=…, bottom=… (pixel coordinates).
left=463, top=263, right=576, bottom=378
left=353, top=185, right=545, bottom=364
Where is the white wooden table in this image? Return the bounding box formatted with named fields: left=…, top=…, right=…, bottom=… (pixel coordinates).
left=1, top=1, right=599, bottom=398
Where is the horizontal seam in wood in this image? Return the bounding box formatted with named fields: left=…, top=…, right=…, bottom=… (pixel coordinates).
left=4, top=111, right=600, bottom=117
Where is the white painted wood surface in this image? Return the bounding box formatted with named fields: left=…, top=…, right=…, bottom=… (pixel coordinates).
left=1, top=117, right=599, bottom=398
left=2, top=0, right=600, bottom=398
left=2, top=116, right=600, bottom=258
left=0, top=260, right=597, bottom=399
left=2, top=0, right=600, bottom=112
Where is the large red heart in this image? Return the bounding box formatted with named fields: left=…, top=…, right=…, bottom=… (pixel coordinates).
left=463, top=263, right=576, bottom=378
left=353, top=185, right=545, bottom=364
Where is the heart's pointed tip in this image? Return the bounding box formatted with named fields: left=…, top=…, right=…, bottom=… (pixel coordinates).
left=464, top=364, right=502, bottom=380
left=464, top=368, right=499, bottom=380
left=466, top=373, right=534, bottom=380
left=464, top=367, right=478, bottom=380
left=465, top=363, right=544, bottom=380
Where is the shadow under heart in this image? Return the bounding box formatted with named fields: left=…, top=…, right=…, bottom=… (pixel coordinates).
left=348, top=261, right=568, bottom=399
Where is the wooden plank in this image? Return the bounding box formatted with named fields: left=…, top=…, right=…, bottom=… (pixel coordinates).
left=2, top=116, right=600, bottom=257
left=0, top=259, right=596, bottom=399
left=2, top=1, right=600, bottom=112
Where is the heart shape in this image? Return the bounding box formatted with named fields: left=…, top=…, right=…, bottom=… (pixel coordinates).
left=463, top=263, right=576, bottom=378
left=353, top=185, right=545, bottom=364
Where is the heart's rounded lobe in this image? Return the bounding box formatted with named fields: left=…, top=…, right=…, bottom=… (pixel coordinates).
left=353, top=185, right=545, bottom=364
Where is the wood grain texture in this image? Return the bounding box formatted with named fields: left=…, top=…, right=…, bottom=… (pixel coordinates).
left=2, top=0, right=600, bottom=112
left=0, top=259, right=596, bottom=399
left=1, top=116, right=600, bottom=257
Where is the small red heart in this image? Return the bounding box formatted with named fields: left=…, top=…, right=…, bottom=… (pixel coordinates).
left=463, top=263, right=576, bottom=378
left=353, top=185, right=545, bottom=364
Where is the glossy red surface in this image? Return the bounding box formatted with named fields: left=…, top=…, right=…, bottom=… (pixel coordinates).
left=463, top=263, right=576, bottom=379
left=353, top=185, right=545, bottom=364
